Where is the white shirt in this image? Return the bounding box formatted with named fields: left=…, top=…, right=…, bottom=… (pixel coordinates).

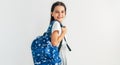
left=51, top=21, right=66, bottom=47
left=52, top=20, right=68, bottom=65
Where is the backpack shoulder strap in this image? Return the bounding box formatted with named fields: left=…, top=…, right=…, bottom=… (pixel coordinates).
left=57, top=21, right=72, bottom=52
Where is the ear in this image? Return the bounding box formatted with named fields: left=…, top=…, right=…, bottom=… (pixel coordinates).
left=51, top=12, right=53, bottom=17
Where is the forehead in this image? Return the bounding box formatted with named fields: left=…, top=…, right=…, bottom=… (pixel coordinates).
left=54, top=5, right=65, bottom=11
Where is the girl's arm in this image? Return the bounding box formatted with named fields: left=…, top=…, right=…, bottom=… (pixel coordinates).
left=51, top=27, right=67, bottom=46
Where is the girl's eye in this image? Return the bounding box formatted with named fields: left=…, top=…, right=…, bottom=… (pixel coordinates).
left=55, top=11, right=59, bottom=13
left=61, top=11, right=65, bottom=13
left=54, top=10, right=65, bottom=13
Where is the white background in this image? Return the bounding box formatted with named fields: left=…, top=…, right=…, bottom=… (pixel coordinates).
left=0, top=0, right=120, bottom=65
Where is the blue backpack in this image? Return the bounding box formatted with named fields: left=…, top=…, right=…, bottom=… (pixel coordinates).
left=31, top=21, right=61, bottom=65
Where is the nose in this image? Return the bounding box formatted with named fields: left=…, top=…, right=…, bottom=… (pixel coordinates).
left=58, top=12, right=62, bottom=17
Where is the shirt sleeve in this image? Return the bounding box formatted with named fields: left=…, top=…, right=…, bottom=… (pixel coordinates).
left=52, top=21, right=61, bottom=35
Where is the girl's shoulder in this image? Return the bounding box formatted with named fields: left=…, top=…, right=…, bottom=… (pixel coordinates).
left=53, top=20, right=60, bottom=24
left=52, top=20, right=61, bottom=26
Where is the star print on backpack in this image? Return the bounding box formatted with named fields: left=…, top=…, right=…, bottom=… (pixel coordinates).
left=31, top=21, right=61, bottom=65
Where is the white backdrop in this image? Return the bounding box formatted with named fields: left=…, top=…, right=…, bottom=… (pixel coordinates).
left=0, top=0, right=120, bottom=65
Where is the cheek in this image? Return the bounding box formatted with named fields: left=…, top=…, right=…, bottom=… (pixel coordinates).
left=62, top=14, right=66, bottom=18
left=63, top=14, right=66, bottom=16
left=54, top=14, right=59, bottom=17
left=53, top=15, right=58, bottom=20
left=54, top=15, right=58, bottom=18
left=52, top=13, right=57, bottom=18
left=62, top=12, right=66, bottom=16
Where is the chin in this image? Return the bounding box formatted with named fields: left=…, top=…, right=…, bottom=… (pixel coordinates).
left=58, top=20, right=62, bottom=22
left=57, top=19, right=63, bottom=22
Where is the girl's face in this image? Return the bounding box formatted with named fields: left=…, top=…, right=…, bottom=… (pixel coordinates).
left=51, top=5, right=66, bottom=22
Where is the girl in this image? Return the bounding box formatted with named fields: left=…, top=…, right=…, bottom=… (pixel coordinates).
left=50, top=1, right=68, bottom=65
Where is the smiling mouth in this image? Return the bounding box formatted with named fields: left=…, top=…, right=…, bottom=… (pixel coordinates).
left=57, top=17, right=63, bottom=19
